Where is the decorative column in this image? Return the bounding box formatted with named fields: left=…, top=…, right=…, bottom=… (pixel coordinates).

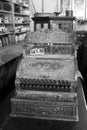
left=58, top=0, right=61, bottom=12
left=72, top=0, right=74, bottom=11
left=69, top=0, right=72, bottom=10
left=42, top=0, right=44, bottom=13
left=67, top=0, right=74, bottom=16
left=56, top=0, right=61, bottom=12
left=84, top=0, right=86, bottom=19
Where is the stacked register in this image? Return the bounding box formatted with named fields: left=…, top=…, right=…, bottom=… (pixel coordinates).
left=11, top=28, right=79, bottom=122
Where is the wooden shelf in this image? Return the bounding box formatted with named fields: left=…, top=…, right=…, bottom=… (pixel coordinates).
left=15, top=23, right=29, bottom=25
left=13, top=2, right=22, bottom=6
left=0, top=32, right=13, bottom=36
left=4, top=0, right=10, bottom=2
left=14, top=12, right=29, bottom=17
left=13, top=2, right=28, bottom=8
left=15, top=31, right=28, bottom=35
left=0, top=10, right=12, bottom=14
left=0, top=0, right=30, bottom=47
left=0, top=23, right=12, bottom=25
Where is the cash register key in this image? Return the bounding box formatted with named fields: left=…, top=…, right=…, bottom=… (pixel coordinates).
left=52, top=80, right=56, bottom=85
left=20, top=78, right=23, bottom=83
left=41, top=85, right=44, bottom=89
left=25, top=84, right=29, bottom=89
left=52, top=80, right=54, bottom=85
left=45, top=79, right=48, bottom=84
left=65, top=86, right=68, bottom=91
left=28, top=79, right=31, bottom=84
left=32, top=79, right=35, bottom=84
left=57, top=86, right=60, bottom=91
left=24, top=78, right=27, bottom=83
left=22, top=78, right=26, bottom=84
left=67, top=84, right=70, bottom=90
left=46, top=79, right=50, bottom=85
left=57, top=80, right=61, bottom=86
left=29, top=85, right=32, bottom=89
left=69, top=86, right=72, bottom=91
left=41, top=79, right=44, bottom=85
left=37, top=85, right=40, bottom=88
left=38, top=79, right=41, bottom=84
left=26, top=78, right=28, bottom=84
left=44, top=85, right=47, bottom=90
left=61, top=86, right=64, bottom=91
left=48, top=85, right=51, bottom=90
left=21, top=84, right=24, bottom=88
left=53, top=86, right=56, bottom=89
left=61, top=80, right=64, bottom=86
left=40, top=79, right=44, bottom=85
left=33, top=85, right=36, bottom=88
left=49, top=85, right=52, bottom=89
left=49, top=79, right=52, bottom=84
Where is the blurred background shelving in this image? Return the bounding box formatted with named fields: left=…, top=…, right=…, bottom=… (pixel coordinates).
left=0, top=0, right=30, bottom=48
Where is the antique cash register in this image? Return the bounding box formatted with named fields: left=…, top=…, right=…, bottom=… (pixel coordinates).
left=11, top=15, right=79, bottom=122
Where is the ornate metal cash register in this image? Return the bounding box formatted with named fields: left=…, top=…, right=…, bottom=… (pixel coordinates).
left=11, top=13, right=79, bottom=122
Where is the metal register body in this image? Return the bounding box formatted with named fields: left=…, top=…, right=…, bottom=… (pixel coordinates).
left=11, top=29, right=79, bottom=122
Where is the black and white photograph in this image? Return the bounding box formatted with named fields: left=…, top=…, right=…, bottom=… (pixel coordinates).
left=0, top=0, right=87, bottom=130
